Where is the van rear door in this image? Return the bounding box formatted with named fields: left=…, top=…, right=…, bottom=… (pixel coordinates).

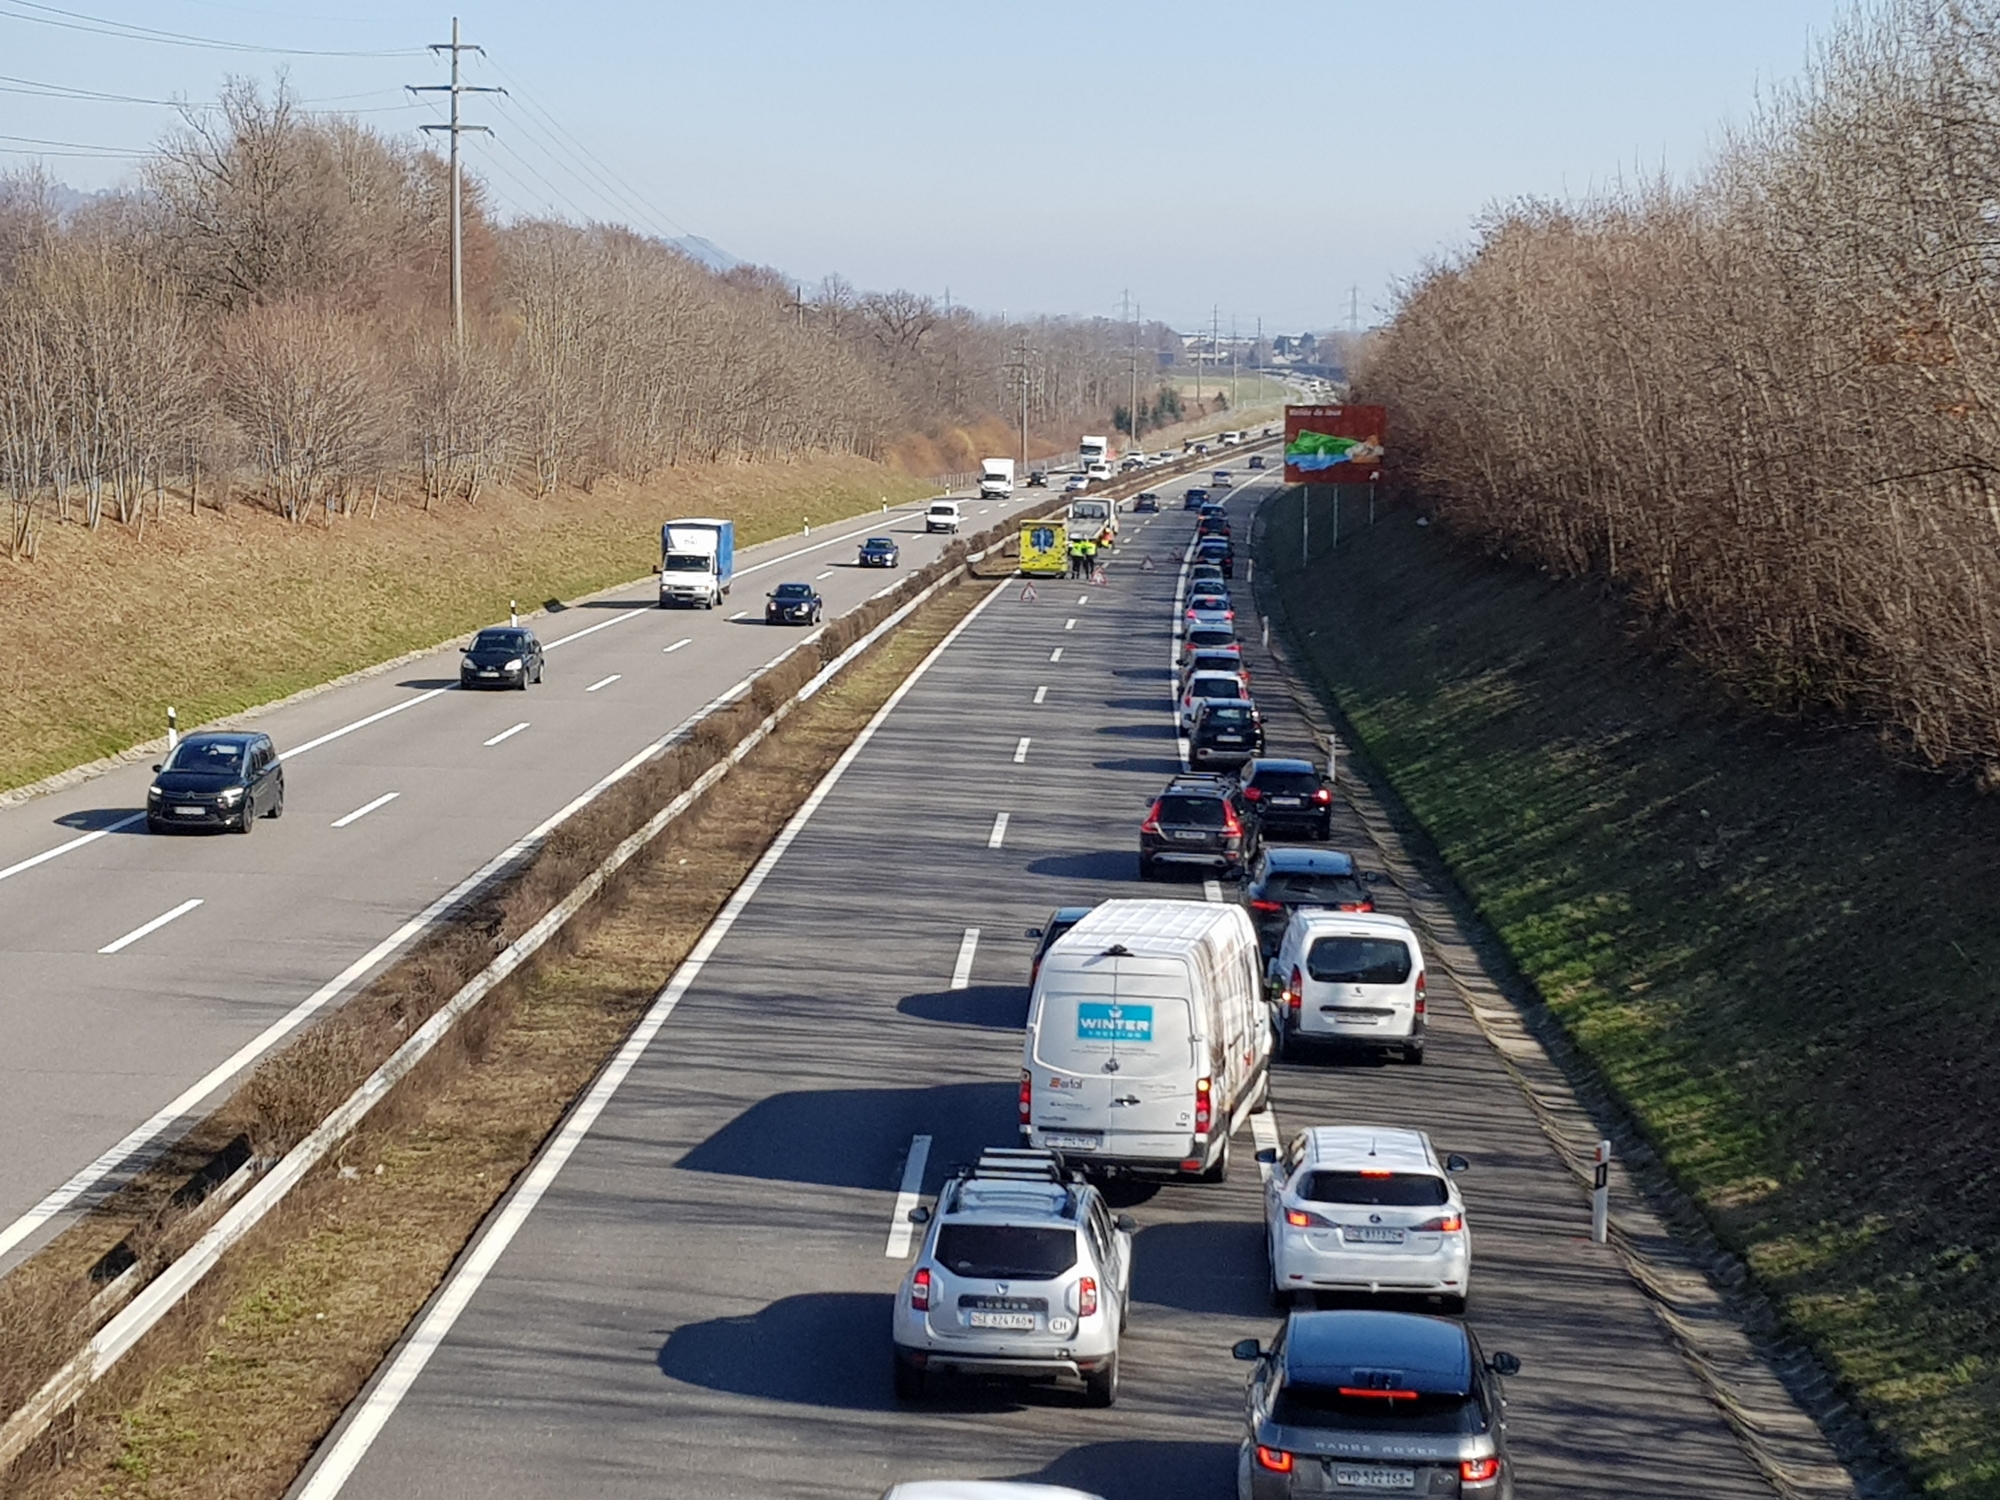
left=1029, top=957, right=1196, bottom=1163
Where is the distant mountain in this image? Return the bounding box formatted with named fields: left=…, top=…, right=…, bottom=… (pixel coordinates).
left=666, top=234, right=741, bottom=273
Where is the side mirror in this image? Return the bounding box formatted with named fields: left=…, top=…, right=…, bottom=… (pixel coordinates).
left=1114, top=1213, right=1137, bottom=1233
left=460, top=646, right=471, bottom=653
left=151, top=763, right=163, bottom=773
left=1231, top=1338, right=1265, bottom=1363
left=1445, top=1153, right=1470, bottom=1173
left=1024, top=927, right=1044, bottom=940
left=651, top=563, right=662, bottom=574
left=1488, top=1352, right=1521, bottom=1377
left=1254, top=1147, right=1278, bottom=1166
left=906, top=1205, right=931, bottom=1226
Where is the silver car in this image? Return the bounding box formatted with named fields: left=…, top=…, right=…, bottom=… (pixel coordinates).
left=1233, top=1310, right=1521, bottom=1500
left=893, top=1149, right=1134, bottom=1405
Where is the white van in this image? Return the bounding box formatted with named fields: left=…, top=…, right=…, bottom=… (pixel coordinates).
left=1270, top=911, right=1427, bottom=1064
left=1022, top=899, right=1271, bottom=1181
left=925, top=500, right=962, bottom=534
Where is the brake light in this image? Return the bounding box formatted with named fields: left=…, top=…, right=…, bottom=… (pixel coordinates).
left=1312, top=788, right=1332, bottom=804
left=1461, top=1457, right=1501, bottom=1483
left=1140, top=801, right=1162, bottom=835
left=1194, top=1077, right=1213, bottom=1134
left=1360, top=1168, right=1393, bottom=1178
left=1242, top=785, right=1262, bottom=801
left=1287, top=966, right=1303, bottom=1019
left=1417, top=1213, right=1464, bottom=1232
left=1338, top=1386, right=1421, bottom=1401
left=1221, top=803, right=1243, bottom=837
left=910, top=1268, right=932, bottom=1312
left=1254, top=1447, right=1294, bottom=1474
left=1284, top=1207, right=1334, bottom=1228
left=1249, top=898, right=1283, bottom=913
left=1019, top=1069, right=1032, bottom=1125
left=1077, top=1277, right=1099, bottom=1317
left=1415, top=971, right=1427, bottom=1017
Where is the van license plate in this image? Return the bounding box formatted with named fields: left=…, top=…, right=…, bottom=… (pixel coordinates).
left=1333, top=1467, right=1414, bottom=1489
left=967, top=1311, right=1037, bottom=1330
left=1042, top=1133, right=1101, bottom=1150
left=1345, top=1226, right=1405, bottom=1244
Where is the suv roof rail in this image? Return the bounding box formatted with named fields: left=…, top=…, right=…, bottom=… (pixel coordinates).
left=958, top=1147, right=1078, bottom=1185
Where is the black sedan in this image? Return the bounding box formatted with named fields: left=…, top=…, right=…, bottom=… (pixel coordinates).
left=1027, top=470, right=1049, bottom=488
left=1133, top=492, right=1160, bottom=514
left=766, top=582, right=823, bottom=625
left=147, top=731, right=285, bottom=834
left=858, top=536, right=901, bottom=568
left=460, top=626, right=544, bottom=690
left=1248, top=454, right=1267, bottom=469
left=1242, top=846, right=1373, bottom=956
left=1196, top=536, right=1235, bottom=577
left=1184, top=486, right=1211, bottom=509
left=1239, top=757, right=1335, bottom=839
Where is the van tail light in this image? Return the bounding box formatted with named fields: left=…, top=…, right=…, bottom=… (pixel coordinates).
left=1018, top=1069, right=1033, bottom=1125
left=1460, top=1456, right=1501, bottom=1484
left=1140, top=802, right=1162, bottom=835
left=1077, top=1277, right=1099, bottom=1317
left=1284, top=1207, right=1335, bottom=1229
left=1255, top=1447, right=1295, bottom=1474
left=1312, top=787, right=1332, bottom=804
left=1415, top=972, right=1427, bottom=1017
left=1249, top=898, right=1283, bottom=913
left=1194, top=1077, right=1213, bottom=1134
left=1221, top=804, right=1243, bottom=838
left=910, top=1268, right=932, bottom=1312
left=1417, top=1213, right=1464, bottom=1233
left=1287, top=966, right=1303, bottom=1020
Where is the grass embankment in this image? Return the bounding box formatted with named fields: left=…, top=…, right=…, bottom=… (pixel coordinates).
left=6, top=564, right=1000, bottom=1500
left=0, top=459, right=933, bottom=796
left=1264, top=489, right=1999, bottom=1498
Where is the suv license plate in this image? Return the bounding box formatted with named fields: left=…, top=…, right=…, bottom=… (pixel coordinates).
left=1333, top=1467, right=1415, bottom=1489
left=1271, top=796, right=1302, bottom=806
left=174, top=807, right=203, bottom=817
left=1345, top=1226, right=1406, bottom=1244
left=1042, top=1133, right=1101, bottom=1150
left=967, top=1311, right=1037, bottom=1330
left=1172, top=830, right=1208, bottom=841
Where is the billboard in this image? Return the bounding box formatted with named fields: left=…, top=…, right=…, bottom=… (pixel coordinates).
left=1284, top=404, right=1386, bottom=486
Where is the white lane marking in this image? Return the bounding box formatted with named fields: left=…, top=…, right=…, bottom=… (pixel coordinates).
left=331, top=792, right=399, bottom=829
left=1252, top=1106, right=1281, bottom=1184
left=1064, top=618, right=1077, bottom=631
left=663, top=638, right=691, bottom=654
left=816, top=569, right=834, bottom=580
left=1013, top=737, right=1031, bottom=764
left=544, top=610, right=641, bottom=650
left=282, top=687, right=451, bottom=762
left=950, top=927, right=981, bottom=990
left=1077, top=593, right=1089, bottom=605
left=728, top=610, right=749, bottom=621
left=290, top=575, right=1013, bottom=1500
left=483, top=722, right=529, bottom=747
left=99, top=898, right=203, bottom=955
left=1049, top=648, right=1063, bottom=663
left=1203, top=878, right=1225, bottom=903
left=1033, top=686, right=1048, bottom=704
left=988, top=813, right=1009, bottom=849
left=885, top=1134, right=933, bottom=1258
left=0, top=814, right=147, bottom=885
left=585, top=674, right=621, bottom=693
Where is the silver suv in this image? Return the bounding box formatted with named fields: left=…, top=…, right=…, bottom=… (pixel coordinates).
left=893, top=1148, right=1135, bottom=1405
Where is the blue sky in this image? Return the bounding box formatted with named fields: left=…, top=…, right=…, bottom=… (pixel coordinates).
left=0, top=0, right=1846, bottom=330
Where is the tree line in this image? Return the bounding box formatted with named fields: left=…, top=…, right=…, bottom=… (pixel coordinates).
left=1361, top=0, right=2000, bottom=774
left=0, top=80, right=1165, bottom=557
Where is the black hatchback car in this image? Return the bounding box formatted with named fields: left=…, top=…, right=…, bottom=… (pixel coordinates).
left=1234, top=1311, right=1521, bottom=1500
left=147, top=732, right=285, bottom=833
left=1239, top=757, right=1335, bottom=840
left=1184, top=486, right=1211, bottom=509
left=1196, top=536, right=1235, bottom=577
left=1133, top=492, right=1160, bottom=514
left=460, top=627, right=544, bottom=690
left=1189, top=700, right=1265, bottom=770
left=858, top=536, right=901, bottom=567
left=1242, top=846, right=1373, bottom=956
left=1025, top=905, right=1094, bottom=989
left=766, top=582, right=823, bottom=625
left=1140, top=773, right=1260, bottom=881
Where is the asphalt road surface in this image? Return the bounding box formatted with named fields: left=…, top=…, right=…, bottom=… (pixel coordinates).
left=294, top=470, right=1783, bottom=1500
left=0, top=488, right=1057, bottom=1270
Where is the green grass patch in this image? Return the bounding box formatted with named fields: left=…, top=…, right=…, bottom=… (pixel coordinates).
left=1265, top=487, right=2000, bottom=1497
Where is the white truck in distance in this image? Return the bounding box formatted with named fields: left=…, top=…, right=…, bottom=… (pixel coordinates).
left=1080, top=434, right=1114, bottom=483
left=980, top=458, right=1016, bottom=498
left=656, top=518, right=735, bottom=609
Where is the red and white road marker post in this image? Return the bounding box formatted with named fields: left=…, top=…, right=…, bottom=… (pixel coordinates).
left=1591, top=1140, right=1611, bottom=1243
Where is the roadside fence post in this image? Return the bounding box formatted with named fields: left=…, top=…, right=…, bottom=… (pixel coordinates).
left=1591, top=1140, right=1611, bottom=1243
left=167, top=706, right=178, bottom=750
left=509, top=600, right=518, bottom=626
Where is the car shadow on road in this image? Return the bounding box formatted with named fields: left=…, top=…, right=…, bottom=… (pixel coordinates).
left=658, top=1292, right=899, bottom=1410
left=676, top=1081, right=1017, bottom=1191
left=396, top=677, right=459, bottom=690
left=1131, top=1220, right=1271, bottom=1318
left=1024, top=850, right=1137, bottom=882
left=898, top=984, right=1026, bottom=1031
left=54, top=808, right=146, bottom=833
left=1105, top=697, right=1172, bottom=713
left=1094, top=756, right=1183, bottom=776
left=574, top=598, right=652, bottom=609
left=1005, top=1441, right=1241, bottom=1500
left=1096, top=722, right=1175, bottom=739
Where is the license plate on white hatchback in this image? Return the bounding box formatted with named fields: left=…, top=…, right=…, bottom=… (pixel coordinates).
left=1344, top=1226, right=1406, bottom=1244
left=967, top=1311, right=1037, bottom=1330
left=1333, top=1467, right=1415, bottom=1489
left=1041, top=1133, right=1101, bottom=1150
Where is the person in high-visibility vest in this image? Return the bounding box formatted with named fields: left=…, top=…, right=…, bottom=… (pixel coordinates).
left=1078, top=537, right=1098, bottom=575
left=1068, top=538, right=1089, bottom=578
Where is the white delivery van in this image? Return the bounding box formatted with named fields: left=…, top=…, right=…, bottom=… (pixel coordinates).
left=1022, top=899, right=1271, bottom=1182
left=1271, top=910, right=1427, bottom=1064
left=926, top=500, right=962, bottom=533
left=979, top=458, right=1016, bottom=498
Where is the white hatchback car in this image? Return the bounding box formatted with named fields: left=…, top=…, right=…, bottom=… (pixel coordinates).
left=1263, top=1126, right=1472, bottom=1310
left=1270, top=910, right=1427, bottom=1063
left=926, top=500, right=962, bottom=533
left=1180, top=669, right=1252, bottom=728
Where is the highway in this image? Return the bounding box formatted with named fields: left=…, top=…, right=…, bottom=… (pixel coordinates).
left=291, top=469, right=1786, bottom=1500
left=0, top=488, right=1054, bottom=1270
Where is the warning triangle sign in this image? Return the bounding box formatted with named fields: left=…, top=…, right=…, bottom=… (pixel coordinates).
left=1019, top=583, right=1038, bottom=601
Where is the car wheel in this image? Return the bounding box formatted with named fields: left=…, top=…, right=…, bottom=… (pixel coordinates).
left=146, top=815, right=165, bottom=835
left=1403, top=1043, right=1425, bottom=1066
left=267, top=786, right=285, bottom=820
left=1083, top=1351, right=1119, bottom=1408
left=1268, top=1248, right=1293, bottom=1310
left=1278, top=1027, right=1301, bottom=1064
left=1201, top=1133, right=1231, bottom=1184
left=1137, top=854, right=1157, bottom=881
left=892, top=1352, right=927, bottom=1402
left=234, top=801, right=255, bottom=834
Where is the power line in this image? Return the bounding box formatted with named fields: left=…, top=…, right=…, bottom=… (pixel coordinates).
left=0, top=0, right=422, bottom=55
left=0, top=128, right=149, bottom=155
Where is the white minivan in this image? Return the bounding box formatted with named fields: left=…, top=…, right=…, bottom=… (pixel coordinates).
left=926, top=500, right=962, bottom=533
left=1022, top=900, right=1271, bottom=1181
left=1270, top=911, right=1427, bottom=1064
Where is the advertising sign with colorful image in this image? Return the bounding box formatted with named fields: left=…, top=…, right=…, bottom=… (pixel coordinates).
left=1284, top=404, right=1387, bottom=485
left=1076, top=1003, right=1153, bottom=1043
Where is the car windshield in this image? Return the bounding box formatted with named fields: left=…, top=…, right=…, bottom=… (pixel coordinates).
left=1192, top=680, right=1245, bottom=700
left=1203, top=705, right=1255, bottom=725
left=773, top=584, right=815, bottom=599
left=166, top=740, right=244, bottom=774
left=1190, top=654, right=1239, bottom=674
left=865, top=537, right=894, bottom=548
left=1253, top=770, right=1323, bottom=795
left=1159, top=794, right=1227, bottom=826
left=1188, top=629, right=1236, bottom=649
left=1189, top=595, right=1230, bottom=610
left=1299, top=1170, right=1450, bottom=1207
left=663, top=554, right=711, bottom=571
left=934, top=1224, right=1078, bottom=1280
left=1273, top=1383, right=1481, bottom=1435
left=1266, top=874, right=1363, bottom=906
left=1306, top=936, right=1413, bottom=985
left=472, top=630, right=528, bottom=651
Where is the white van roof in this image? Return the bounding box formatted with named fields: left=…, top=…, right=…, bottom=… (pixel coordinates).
left=1057, top=897, right=1256, bottom=957
left=1287, top=910, right=1418, bottom=942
